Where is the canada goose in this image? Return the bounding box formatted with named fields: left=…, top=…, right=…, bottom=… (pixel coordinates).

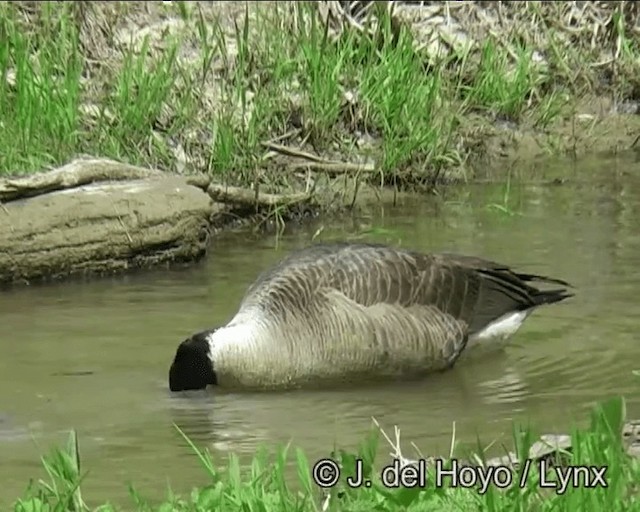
left=168, top=242, right=573, bottom=392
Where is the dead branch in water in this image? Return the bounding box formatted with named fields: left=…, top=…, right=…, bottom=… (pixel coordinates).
left=206, top=183, right=313, bottom=208
left=0, top=158, right=164, bottom=203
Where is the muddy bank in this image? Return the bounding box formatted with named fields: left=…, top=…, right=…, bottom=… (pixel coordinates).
left=0, top=158, right=317, bottom=286
left=466, top=96, right=640, bottom=179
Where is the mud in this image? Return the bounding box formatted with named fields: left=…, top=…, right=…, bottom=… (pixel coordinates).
left=0, top=173, right=218, bottom=285
left=459, top=96, right=640, bottom=181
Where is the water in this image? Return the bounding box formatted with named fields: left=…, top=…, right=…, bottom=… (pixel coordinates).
left=1, top=155, right=640, bottom=506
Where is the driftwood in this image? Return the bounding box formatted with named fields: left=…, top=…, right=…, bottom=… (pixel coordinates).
left=207, top=183, right=313, bottom=208
left=0, top=173, right=216, bottom=285
left=0, top=158, right=164, bottom=203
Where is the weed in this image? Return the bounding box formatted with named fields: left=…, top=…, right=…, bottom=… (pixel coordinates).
left=11, top=397, right=640, bottom=512
left=486, top=170, right=522, bottom=217
left=460, top=37, right=546, bottom=122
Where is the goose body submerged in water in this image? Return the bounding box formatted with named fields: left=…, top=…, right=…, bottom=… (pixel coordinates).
left=169, top=243, right=573, bottom=392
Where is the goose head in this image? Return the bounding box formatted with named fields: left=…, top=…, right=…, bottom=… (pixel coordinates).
left=169, top=330, right=217, bottom=392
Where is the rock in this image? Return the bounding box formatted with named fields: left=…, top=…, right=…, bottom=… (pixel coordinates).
left=0, top=175, right=216, bottom=285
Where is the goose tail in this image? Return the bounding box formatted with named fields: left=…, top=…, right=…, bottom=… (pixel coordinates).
left=512, top=271, right=573, bottom=289
left=528, top=287, right=574, bottom=308
left=509, top=270, right=574, bottom=309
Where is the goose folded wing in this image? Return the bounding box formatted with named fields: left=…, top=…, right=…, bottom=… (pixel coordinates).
left=318, top=287, right=472, bottom=372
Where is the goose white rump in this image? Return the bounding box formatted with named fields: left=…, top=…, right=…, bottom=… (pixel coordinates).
left=469, top=310, right=530, bottom=346
left=168, top=243, right=573, bottom=392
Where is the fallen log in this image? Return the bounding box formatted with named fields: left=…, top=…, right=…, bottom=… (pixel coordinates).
left=0, top=158, right=319, bottom=285
left=0, top=158, right=164, bottom=203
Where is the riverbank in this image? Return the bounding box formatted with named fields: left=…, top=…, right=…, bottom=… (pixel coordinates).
left=11, top=397, right=640, bottom=511
left=2, top=1, right=640, bottom=284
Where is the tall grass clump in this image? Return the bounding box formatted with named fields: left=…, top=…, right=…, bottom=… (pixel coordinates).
left=94, top=36, right=183, bottom=167
left=203, top=6, right=294, bottom=178
left=356, top=16, right=458, bottom=176
left=296, top=7, right=346, bottom=142
left=0, top=3, right=83, bottom=172
left=461, top=38, right=546, bottom=121
left=0, top=3, right=202, bottom=175
left=200, top=2, right=464, bottom=181
left=11, top=397, right=640, bottom=512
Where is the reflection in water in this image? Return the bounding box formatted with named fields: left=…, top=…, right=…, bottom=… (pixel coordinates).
left=1, top=154, right=640, bottom=506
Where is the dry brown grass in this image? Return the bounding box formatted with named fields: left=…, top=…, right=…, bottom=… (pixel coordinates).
left=323, top=1, right=640, bottom=96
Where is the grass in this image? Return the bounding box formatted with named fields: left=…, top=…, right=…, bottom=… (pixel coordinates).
left=1, top=1, right=639, bottom=189
left=0, top=3, right=83, bottom=171
left=11, top=396, right=640, bottom=512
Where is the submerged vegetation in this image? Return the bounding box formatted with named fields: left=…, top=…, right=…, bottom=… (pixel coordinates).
left=12, top=397, right=640, bottom=511
left=1, top=1, right=640, bottom=190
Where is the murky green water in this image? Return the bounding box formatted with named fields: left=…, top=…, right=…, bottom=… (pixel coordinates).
left=1, top=154, right=640, bottom=507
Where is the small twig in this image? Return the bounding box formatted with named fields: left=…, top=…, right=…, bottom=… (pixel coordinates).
left=286, top=161, right=376, bottom=174
left=260, top=141, right=327, bottom=163
left=207, top=183, right=312, bottom=208
left=449, top=420, right=456, bottom=458
left=371, top=417, right=418, bottom=468
left=261, top=139, right=376, bottom=176
left=264, top=128, right=302, bottom=145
